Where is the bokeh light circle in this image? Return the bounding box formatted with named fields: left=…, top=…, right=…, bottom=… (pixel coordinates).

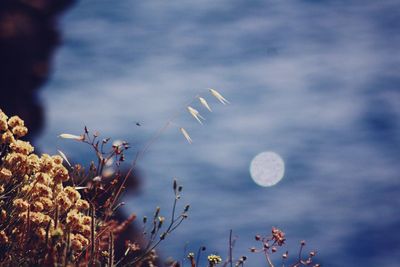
left=250, top=151, right=285, bottom=187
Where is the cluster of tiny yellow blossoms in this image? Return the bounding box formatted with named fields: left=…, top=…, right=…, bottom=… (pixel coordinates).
left=0, top=112, right=28, bottom=141
left=0, top=110, right=91, bottom=253
left=207, top=254, right=222, bottom=265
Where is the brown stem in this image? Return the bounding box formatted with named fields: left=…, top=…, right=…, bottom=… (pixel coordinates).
left=265, top=250, right=275, bottom=267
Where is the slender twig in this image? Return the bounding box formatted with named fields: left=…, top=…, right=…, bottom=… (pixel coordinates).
left=196, top=245, right=205, bottom=267
left=182, top=242, right=189, bottom=267
left=265, top=250, right=275, bottom=267
left=109, top=94, right=200, bottom=215
left=108, top=232, right=115, bottom=267
left=229, top=229, right=233, bottom=267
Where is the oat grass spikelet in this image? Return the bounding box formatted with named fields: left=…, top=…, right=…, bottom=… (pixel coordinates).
left=59, top=133, right=84, bottom=141
left=180, top=127, right=193, bottom=144
left=187, top=106, right=205, bottom=125
left=208, top=88, right=230, bottom=105
left=173, top=88, right=229, bottom=143
left=199, top=97, right=212, bottom=112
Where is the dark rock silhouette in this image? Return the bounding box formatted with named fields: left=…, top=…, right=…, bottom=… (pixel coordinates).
left=0, top=0, right=75, bottom=140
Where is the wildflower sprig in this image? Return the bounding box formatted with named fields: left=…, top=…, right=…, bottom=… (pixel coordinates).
left=59, top=127, right=132, bottom=217
left=250, top=227, right=320, bottom=267
left=60, top=126, right=130, bottom=177
left=180, top=232, right=246, bottom=267
left=126, top=178, right=190, bottom=266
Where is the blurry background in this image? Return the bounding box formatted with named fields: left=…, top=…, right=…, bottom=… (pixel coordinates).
left=5, top=0, right=400, bottom=266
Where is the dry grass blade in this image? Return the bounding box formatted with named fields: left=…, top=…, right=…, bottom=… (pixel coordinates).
left=180, top=128, right=193, bottom=144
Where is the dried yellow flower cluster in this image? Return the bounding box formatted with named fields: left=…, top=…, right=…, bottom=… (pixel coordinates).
left=0, top=110, right=91, bottom=252
left=207, top=254, right=222, bottom=265
left=0, top=112, right=28, bottom=141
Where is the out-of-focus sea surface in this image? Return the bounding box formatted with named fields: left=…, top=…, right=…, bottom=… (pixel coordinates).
left=36, top=1, right=400, bottom=266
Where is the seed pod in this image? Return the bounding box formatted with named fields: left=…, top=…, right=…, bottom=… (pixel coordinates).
left=184, top=204, right=190, bottom=212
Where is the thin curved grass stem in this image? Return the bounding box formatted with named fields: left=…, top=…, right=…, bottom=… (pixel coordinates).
left=109, top=93, right=200, bottom=216
left=265, top=250, right=275, bottom=267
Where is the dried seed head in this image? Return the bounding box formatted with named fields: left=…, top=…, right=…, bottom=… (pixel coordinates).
left=0, top=210, right=6, bottom=221
left=184, top=204, right=190, bottom=212
left=59, top=133, right=84, bottom=141
left=0, top=231, right=9, bottom=244
left=0, top=119, right=8, bottom=132
left=271, top=227, right=286, bottom=245
left=112, top=139, right=123, bottom=147
left=187, top=252, right=195, bottom=259
left=187, top=106, right=205, bottom=124
left=8, top=116, right=24, bottom=128
left=92, top=176, right=102, bottom=182
left=51, top=228, right=63, bottom=238
left=58, top=150, right=71, bottom=167
left=102, top=168, right=114, bottom=178
left=207, top=254, right=222, bottom=265
left=155, top=206, right=160, bottom=217
left=158, top=216, right=165, bottom=227
left=180, top=128, right=192, bottom=144
left=199, top=97, right=212, bottom=112
left=160, top=232, right=166, bottom=240
left=12, top=126, right=28, bottom=138
left=208, top=88, right=230, bottom=105
left=0, top=168, right=12, bottom=181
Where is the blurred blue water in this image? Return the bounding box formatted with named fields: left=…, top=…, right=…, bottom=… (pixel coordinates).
left=37, top=0, right=400, bottom=266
